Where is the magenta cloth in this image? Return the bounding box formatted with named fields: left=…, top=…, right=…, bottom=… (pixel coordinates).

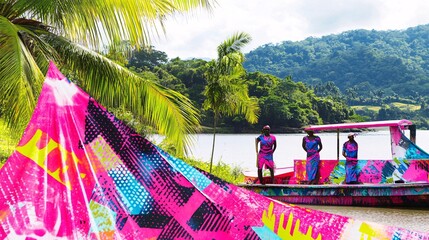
left=304, top=136, right=322, bottom=181
left=257, top=134, right=276, bottom=169
left=343, top=141, right=359, bottom=183
left=343, top=141, right=358, bottom=159
left=0, top=62, right=426, bottom=239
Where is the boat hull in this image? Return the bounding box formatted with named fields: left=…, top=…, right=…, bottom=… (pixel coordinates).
left=238, top=182, right=429, bottom=207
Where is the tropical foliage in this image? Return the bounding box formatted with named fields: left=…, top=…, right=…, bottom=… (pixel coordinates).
left=126, top=47, right=353, bottom=132
left=0, top=0, right=215, bottom=156
left=244, top=24, right=429, bottom=106
left=243, top=24, right=429, bottom=128
left=203, top=32, right=259, bottom=171
left=0, top=119, right=14, bottom=165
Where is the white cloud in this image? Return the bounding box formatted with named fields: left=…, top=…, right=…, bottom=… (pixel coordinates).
left=152, top=0, right=429, bottom=60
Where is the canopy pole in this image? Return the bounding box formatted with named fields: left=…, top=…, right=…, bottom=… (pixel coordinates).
left=337, top=129, right=340, bottom=160
left=409, top=125, right=416, bottom=144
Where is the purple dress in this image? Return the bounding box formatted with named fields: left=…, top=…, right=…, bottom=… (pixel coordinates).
left=304, top=136, right=321, bottom=181
left=343, top=141, right=358, bottom=183
left=257, top=134, right=276, bottom=170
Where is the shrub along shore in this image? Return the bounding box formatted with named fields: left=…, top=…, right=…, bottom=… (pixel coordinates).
left=0, top=120, right=14, bottom=165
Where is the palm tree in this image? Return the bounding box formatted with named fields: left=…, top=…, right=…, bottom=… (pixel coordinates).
left=203, top=32, right=260, bottom=172
left=0, top=0, right=215, bottom=156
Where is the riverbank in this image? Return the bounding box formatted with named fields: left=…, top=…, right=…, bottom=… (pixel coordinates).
left=199, top=125, right=304, bottom=134
left=199, top=124, right=374, bottom=134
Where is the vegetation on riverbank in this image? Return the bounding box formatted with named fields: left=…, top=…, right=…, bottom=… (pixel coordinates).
left=182, top=158, right=244, bottom=184
left=0, top=120, right=14, bottom=165
left=125, top=25, right=429, bottom=131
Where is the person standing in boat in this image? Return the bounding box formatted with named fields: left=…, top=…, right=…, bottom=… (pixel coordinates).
left=342, top=133, right=359, bottom=184
left=255, top=125, right=277, bottom=184
left=302, top=130, right=323, bottom=185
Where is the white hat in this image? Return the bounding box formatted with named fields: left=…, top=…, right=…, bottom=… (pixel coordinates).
left=348, top=133, right=355, bottom=137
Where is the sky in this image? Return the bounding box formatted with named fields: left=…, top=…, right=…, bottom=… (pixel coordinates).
left=151, top=0, right=429, bottom=60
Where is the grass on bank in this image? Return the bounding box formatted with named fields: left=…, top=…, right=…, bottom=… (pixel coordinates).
left=351, top=105, right=381, bottom=112
left=391, top=102, right=421, bottom=111
left=351, top=102, right=421, bottom=112
left=182, top=157, right=245, bottom=184
left=0, top=119, right=15, bottom=166
left=157, top=141, right=245, bottom=184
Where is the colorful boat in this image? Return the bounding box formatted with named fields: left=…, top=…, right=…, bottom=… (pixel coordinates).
left=239, top=119, right=429, bottom=207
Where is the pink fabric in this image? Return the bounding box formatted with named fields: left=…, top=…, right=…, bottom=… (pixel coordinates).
left=257, top=134, right=276, bottom=169
left=257, top=158, right=274, bottom=169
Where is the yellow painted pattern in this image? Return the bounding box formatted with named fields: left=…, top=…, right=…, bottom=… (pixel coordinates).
left=277, top=211, right=322, bottom=240
left=89, top=135, right=122, bottom=170
left=358, top=222, right=389, bottom=240
left=88, top=200, right=116, bottom=232
left=16, top=129, right=85, bottom=190
left=262, top=201, right=276, bottom=231
left=263, top=202, right=322, bottom=239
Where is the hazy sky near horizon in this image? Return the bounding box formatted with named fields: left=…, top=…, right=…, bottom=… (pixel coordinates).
left=151, top=0, right=429, bottom=60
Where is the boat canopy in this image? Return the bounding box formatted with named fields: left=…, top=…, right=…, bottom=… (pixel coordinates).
left=304, top=119, right=413, bottom=131
left=304, top=119, right=419, bottom=161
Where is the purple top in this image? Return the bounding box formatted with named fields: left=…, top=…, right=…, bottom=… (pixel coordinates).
left=303, top=136, right=321, bottom=157
left=257, top=134, right=276, bottom=155
left=343, top=141, right=358, bottom=159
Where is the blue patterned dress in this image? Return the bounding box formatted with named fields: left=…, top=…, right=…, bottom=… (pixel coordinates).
left=343, top=141, right=359, bottom=183
left=304, top=136, right=322, bottom=181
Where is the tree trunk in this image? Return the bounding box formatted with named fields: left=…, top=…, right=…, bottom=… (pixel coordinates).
left=209, top=115, right=218, bottom=173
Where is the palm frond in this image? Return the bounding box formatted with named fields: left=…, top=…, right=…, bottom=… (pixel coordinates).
left=217, top=32, right=251, bottom=59
left=47, top=35, right=200, bottom=155
left=204, top=31, right=259, bottom=124
left=0, top=16, right=45, bottom=134
left=1, top=0, right=214, bottom=155
left=18, top=0, right=215, bottom=50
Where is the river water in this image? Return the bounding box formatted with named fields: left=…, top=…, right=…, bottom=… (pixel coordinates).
left=150, top=130, right=429, bottom=232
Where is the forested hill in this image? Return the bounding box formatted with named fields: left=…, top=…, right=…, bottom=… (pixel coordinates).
left=243, top=24, right=429, bottom=98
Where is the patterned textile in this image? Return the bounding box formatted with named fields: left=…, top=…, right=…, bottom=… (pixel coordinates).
left=0, top=62, right=426, bottom=239
left=343, top=141, right=359, bottom=183
left=304, top=136, right=322, bottom=181
left=343, top=141, right=358, bottom=160
left=257, top=134, right=276, bottom=169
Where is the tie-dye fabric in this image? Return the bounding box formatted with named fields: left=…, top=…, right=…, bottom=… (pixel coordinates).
left=343, top=141, right=358, bottom=160
left=0, top=62, right=427, bottom=239
left=343, top=141, right=358, bottom=183
left=257, top=134, right=276, bottom=169
left=304, top=136, right=321, bottom=181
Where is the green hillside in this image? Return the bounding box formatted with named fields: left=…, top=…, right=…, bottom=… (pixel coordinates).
left=244, top=24, right=429, bottom=100
left=242, top=24, right=429, bottom=128
left=0, top=120, right=15, bottom=165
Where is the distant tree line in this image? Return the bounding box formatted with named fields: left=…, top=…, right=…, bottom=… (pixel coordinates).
left=120, top=23, right=429, bottom=131
left=125, top=47, right=354, bottom=132
left=244, top=25, right=429, bottom=99
left=243, top=24, right=429, bottom=129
